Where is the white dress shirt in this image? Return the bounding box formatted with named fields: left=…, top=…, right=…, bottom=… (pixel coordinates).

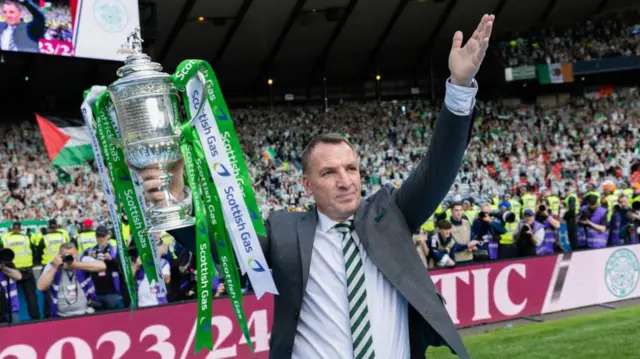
left=1, top=26, right=15, bottom=51
left=292, top=80, right=478, bottom=358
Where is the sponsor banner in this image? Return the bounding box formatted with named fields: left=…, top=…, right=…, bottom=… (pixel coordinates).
left=504, top=65, right=536, bottom=81
left=432, top=245, right=640, bottom=328
left=0, top=294, right=273, bottom=359
left=431, top=255, right=557, bottom=327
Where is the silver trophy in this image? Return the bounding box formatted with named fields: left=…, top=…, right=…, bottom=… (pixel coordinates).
left=107, top=27, right=205, bottom=233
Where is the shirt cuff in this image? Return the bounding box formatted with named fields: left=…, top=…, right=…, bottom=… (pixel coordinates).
left=444, top=77, right=478, bottom=116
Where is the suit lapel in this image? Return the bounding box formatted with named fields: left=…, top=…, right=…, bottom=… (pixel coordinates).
left=297, top=211, right=318, bottom=294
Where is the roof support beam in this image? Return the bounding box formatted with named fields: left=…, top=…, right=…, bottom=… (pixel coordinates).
left=306, top=0, right=360, bottom=85
left=213, top=0, right=255, bottom=67
left=413, top=0, right=458, bottom=74
left=595, top=0, right=609, bottom=14
left=539, top=0, right=558, bottom=22
left=254, top=0, right=308, bottom=87
left=363, top=0, right=409, bottom=77
left=493, top=0, right=509, bottom=17
left=157, top=0, right=198, bottom=63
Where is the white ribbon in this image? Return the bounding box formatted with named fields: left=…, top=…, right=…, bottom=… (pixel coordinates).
left=81, top=87, right=166, bottom=294
left=186, top=77, right=278, bottom=298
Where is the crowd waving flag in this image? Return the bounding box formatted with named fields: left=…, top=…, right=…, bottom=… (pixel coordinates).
left=35, top=113, right=94, bottom=182
left=537, top=62, right=574, bottom=84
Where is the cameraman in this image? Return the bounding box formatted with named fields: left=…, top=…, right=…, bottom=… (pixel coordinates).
left=609, top=195, right=632, bottom=246
left=0, top=248, right=22, bottom=324
left=36, top=242, right=106, bottom=318
left=577, top=195, right=609, bottom=249
left=497, top=201, right=518, bottom=260
left=535, top=202, right=560, bottom=254
left=515, top=210, right=545, bottom=257
left=472, top=203, right=507, bottom=261
left=85, top=226, right=124, bottom=311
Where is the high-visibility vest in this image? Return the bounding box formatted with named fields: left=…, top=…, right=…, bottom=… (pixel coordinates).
left=464, top=210, right=477, bottom=222
left=160, top=232, right=178, bottom=260
left=499, top=222, right=518, bottom=245
left=510, top=200, right=522, bottom=221
left=547, top=195, right=561, bottom=216
left=605, top=194, right=619, bottom=221
left=121, top=223, right=131, bottom=242
left=1, top=233, right=33, bottom=269
left=421, top=204, right=443, bottom=232
left=623, top=188, right=633, bottom=200
left=41, top=231, right=68, bottom=265
left=77, top=231, right=97, bottom=254
left=522, top=194, right=537, bottom=213
left=565, top=193, right=579, bottom=214
left=490, top=197, right=499, bottom=212
left=632, top=194, right=640, bottom=207
left=585, top=191, right=601, bottom=204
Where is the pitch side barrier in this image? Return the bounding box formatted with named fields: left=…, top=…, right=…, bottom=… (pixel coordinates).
left=1, top=245, right=638, bottom=357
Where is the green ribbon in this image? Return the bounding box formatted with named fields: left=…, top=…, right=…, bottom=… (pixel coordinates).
left=92, top=93, right=163, bottom=296
left=82, top=90, right=138, bottom=309
left=173, top=61, right=254, bottom=353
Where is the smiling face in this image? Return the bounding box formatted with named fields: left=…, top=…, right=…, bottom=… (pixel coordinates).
left=2, top=2, right=21, bottom=27
left=303, top=140, right=361, bottom=222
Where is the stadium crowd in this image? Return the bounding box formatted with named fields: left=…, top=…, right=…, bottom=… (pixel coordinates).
left=498, top=8, right=640, bottom=66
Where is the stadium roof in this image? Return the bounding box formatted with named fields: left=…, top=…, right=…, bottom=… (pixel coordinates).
left=152, top=0, right=637, bottom=91
left=0, top=0, right=637, bottom=108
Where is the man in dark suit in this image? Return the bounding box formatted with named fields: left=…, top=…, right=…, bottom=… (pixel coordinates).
left=0, top=0, right=45, bottom=53
left=142, top=14, right=494, bottom=359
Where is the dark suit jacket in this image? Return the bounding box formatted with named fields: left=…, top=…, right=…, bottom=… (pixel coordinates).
left=170, top=106, right=475, bottom=359
left=0, top=0, right=45, bottom=53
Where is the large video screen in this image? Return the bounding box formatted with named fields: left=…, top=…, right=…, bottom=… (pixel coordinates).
left=0, top=0, right=139, bottom=62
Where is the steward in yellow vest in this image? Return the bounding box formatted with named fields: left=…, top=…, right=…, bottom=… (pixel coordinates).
left=0, top=221, right=41, bottom=320
left=37, top=219, right=70, bottom=266
left=76, top=219, right=97, bottom=255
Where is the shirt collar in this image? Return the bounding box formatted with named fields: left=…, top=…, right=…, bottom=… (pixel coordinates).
left=316, top=210, right=354, bottom=233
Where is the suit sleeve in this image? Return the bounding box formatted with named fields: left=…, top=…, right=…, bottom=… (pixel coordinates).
left=24, top=0, right=46, bottom=43
left=394, top=106, right=474, bottom=233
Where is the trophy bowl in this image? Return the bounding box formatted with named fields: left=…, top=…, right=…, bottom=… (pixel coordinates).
left=107, top=49, right=195, bottom=233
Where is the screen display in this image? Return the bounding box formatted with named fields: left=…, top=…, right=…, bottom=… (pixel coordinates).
left=0, top=0, right=139, bottom=62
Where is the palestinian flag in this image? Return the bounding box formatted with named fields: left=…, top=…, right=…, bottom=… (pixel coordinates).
left=35, top=113, right=94, bottom=182
left=39, top=1, right=52, bottom=11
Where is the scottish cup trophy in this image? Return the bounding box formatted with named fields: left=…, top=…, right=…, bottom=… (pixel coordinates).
left=107, top=28, right=204, bottom=233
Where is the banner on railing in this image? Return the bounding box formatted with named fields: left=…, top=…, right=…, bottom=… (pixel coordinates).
left=431, top=245, right=640, bottom=327
left=2, top=245, right=640, bottom=357
left=0, top=295, right=272, bottom=359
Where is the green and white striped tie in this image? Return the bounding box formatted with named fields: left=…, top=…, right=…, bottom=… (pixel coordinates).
left=335, top=221, right=375, bottom=359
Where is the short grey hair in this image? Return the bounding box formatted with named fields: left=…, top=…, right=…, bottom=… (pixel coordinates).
left=301, top=133, right=357, bottom=174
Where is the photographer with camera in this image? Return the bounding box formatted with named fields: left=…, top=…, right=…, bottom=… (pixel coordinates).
left=0, top=248, right=23, bottom=324
left=577, top=195, right=609, bottom=249
left=130, top=234, right=171, bottom=308
left=429, top=220, right=478, bottom=268
left=535, top=201, right=560, bottom=254
left=472, top=202, right=508, bottom=261
left=84, top=226, right=124, bottom=311
left=496, top=201, right=518, bottom=260
left=36, top=242, right=106, bottom=318
left=515, top=210, right=545, bottom=257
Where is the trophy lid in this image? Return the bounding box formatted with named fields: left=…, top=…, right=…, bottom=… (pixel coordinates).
left=110, top=28, right=170, bottom=88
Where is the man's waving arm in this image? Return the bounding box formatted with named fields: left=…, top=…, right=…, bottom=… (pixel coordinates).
left=395, top=14, right=494, bottom=233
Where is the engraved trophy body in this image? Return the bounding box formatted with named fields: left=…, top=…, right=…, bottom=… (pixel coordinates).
left=107, top=28, right=200, bottom=233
